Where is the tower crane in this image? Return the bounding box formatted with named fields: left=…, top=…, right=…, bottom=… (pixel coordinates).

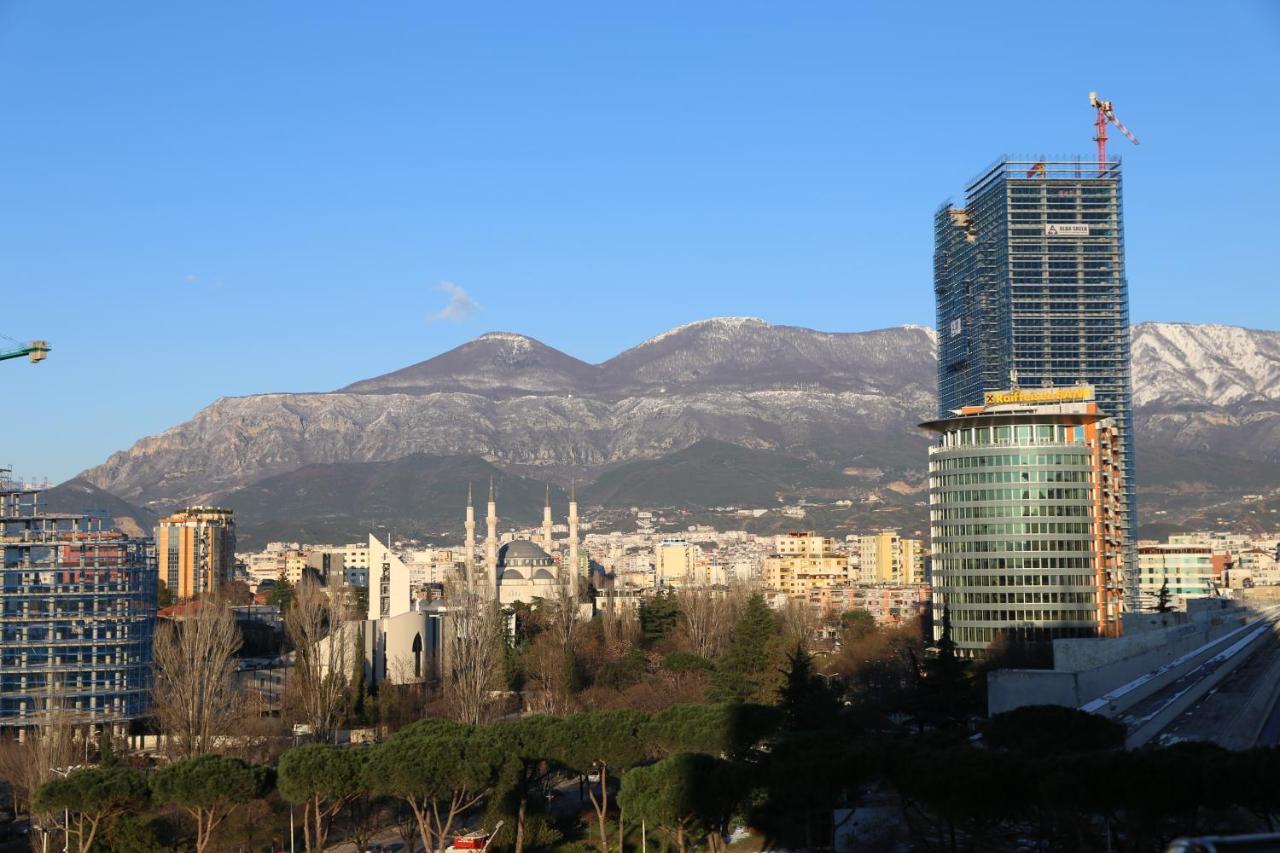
left=0, top=340, right=50, bottom=364
left=1089, top=91, right=1139, bottom=172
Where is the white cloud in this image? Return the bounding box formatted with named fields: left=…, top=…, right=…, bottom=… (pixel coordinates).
left=433, top=281, right=481, bottom=322
left=184, top=273, right=199, bottom=284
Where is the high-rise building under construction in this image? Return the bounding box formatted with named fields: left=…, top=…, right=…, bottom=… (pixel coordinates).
left=934, top=158, right=1136, bottom=606
left=0, top=470, right=155, bottom=732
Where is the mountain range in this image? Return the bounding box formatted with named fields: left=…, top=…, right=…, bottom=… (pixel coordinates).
left=68, top=318, right=1280, bottom=545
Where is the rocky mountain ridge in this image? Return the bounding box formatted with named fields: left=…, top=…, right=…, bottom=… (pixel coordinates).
left=77, top=319, right=1280, bottom=512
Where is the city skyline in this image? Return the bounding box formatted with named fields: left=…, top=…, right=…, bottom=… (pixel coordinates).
left=1, top=3, right=1279, bottom=481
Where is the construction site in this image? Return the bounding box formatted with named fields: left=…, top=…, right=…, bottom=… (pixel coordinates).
left=0, top=338, right=156, bottom=735
left=0, top=468, right=155, bottom=733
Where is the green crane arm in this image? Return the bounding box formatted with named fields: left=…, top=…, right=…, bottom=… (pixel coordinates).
left=0, top=341, right=50, bottom=363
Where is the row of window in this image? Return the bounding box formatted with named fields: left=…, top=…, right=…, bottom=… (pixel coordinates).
left=939, top=539, right=1092, bottom=554
left=936, top=568, right=1096, bottom=582
left=944, top=590, right=1097, bottom=605
left=934, top=470, right=1089, bottom=486
left=934, top=452, right=1090, bottom=469
left=944, top=429, right=1085, bottom=449
left=950, top=624, right=1098, bottom=651
left=949, top=608, right=1096, bottom=624
left=936, top=488, right=1091, bottom=504
left=935, top=521, right=1092, bottom=536
left=933, top=504, right=1090, bottom=520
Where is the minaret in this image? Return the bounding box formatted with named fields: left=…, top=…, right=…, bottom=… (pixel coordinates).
left=464, top=482, right=476, bottom=589
left=485, top=477, right=499, bottom=595
left=568, top=481, right=580, bottom=601
left=542, top=485, right=554, bottom=553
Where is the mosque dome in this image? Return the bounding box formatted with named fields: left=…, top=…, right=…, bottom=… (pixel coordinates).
left=498, top=540, right=555, bottom=569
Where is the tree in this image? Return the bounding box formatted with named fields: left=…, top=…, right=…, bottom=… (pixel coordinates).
left=151, top=598, right=243, bottom=759
left=551, top=709, right=648, bottom=853
left=96, top=728, right=118, bottom=767
left=643, top=702, right=781, bottom=761
left=778, top=597, right=816, bottom=653
left=676, top=588, right=732, bottom=659
left=0, top=694, right=78, bottom=848
left=445, top=582, right=507, bottom=725
left=839, top=609, right=876, bottom=642
left=778, top=645, right=840, bottom=732
left=157, top=578, right=174, bottom=609
left=33, top=766, right=149, bottom=853
left=284, top=580, right=352, bottom=742
left=619, top=753, right=741, bottom=853
left=221, top=579, right=255, bottom=606
left=985, top=705, right=1125, bottom=755
left=484, top=715, right=563, bottom=853
left=365, top=718, right=504, bottom=853
left=639, top=592, right=680, bottom=646
left=267, top=574, right=294, bottom=611
left=278, top=743, right=367, bottom=853
left=1156, top=579, right=1173, bottom=613
left=710, top=594, right=780, bottom=703
left=151, top=754, right=273, bottom=853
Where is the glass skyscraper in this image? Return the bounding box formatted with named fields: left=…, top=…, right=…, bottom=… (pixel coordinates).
left=934, top=159, right=1136, bottom=607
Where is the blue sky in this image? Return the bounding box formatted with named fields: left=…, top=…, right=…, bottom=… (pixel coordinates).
left=2, top=2, right=1278, bottom=482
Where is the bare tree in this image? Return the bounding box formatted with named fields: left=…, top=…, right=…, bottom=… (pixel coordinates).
left=284, top=581, right=351, bottom=743
left=676, top=587, right=732, bottom=659
left=443, top=583, right=505, bottom=726
left=600, top=594, right=640, bottom=656
left=779, top=596, right=817, bottom=652
left=0, top=694, right=78, bottom=852
left=152, top=599, right=242, bottom=759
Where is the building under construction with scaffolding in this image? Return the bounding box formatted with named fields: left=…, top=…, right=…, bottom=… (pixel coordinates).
left=0, top=470, right=155, bottom=733
left=934, top=158, right=1137, bottom=608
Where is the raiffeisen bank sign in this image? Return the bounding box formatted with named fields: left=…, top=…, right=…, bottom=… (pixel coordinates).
left=983, top=385, right=1095, bottom=406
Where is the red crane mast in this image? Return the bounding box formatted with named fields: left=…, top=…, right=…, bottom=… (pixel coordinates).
left=1089, top=91, right=1140, bottom=173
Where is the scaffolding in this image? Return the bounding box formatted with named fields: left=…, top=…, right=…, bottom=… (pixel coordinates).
left=935, top=158, right=1138, bottom=609
left=0, top=468, right=156, bottom=732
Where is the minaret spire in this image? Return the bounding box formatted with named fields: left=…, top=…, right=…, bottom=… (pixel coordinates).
left=464, top=481, right=476, bottom=588
left=568, top=480, right=580, bottom=605
left=486, top=476, right=499, bottom=595
left=542, top=484, right=554, bottom=552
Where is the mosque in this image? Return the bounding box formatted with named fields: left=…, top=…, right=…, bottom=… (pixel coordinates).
left=339, top=480, right=587, bottom=690
left=464, top=480, right=583, bottom=607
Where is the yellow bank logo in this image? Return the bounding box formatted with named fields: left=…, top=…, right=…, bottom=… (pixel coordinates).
left=983, top=386, right=1094, bottom=406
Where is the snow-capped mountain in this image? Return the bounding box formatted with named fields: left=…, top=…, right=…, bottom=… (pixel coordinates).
left=1131, top=322, right=1280, bottom=408
left=76, top=319, right=1280, bottom=510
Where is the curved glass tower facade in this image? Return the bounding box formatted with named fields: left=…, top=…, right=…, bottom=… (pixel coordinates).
left=923, top=395, right=1125, bottom=657
left=0, top=474, right=155, bottom=731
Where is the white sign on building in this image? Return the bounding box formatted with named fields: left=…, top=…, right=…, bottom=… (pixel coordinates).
left=1044, top=223, right=1090, bottom=236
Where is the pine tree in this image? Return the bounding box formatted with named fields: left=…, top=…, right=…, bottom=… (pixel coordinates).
left=778, top=645, right=840, bottom=731
left=711, top=594, right=779, bottom=703
left=1156, top=579, right=1172, bottom=613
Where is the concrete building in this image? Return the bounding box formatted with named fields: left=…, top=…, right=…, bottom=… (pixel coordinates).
left=156, top=506, right=236, bottom=599
left=857, top=530, right=925, bottom=584
left=806, top=583, right=932, bottom=627
left=935, top=159, right=1136, bottom=606
left=364, top=535, right=439, bottom=684
left=305, top=549, right=345, bottom=586
left=655, top=539, right=699, bottom=588
left=922, top=387, right=1127, bottom=657
left=1138, top=544, right=1218, bottom=610
left=763, top=532, right=851, bottom=598
left=0, top=473, right=156, bottom=732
